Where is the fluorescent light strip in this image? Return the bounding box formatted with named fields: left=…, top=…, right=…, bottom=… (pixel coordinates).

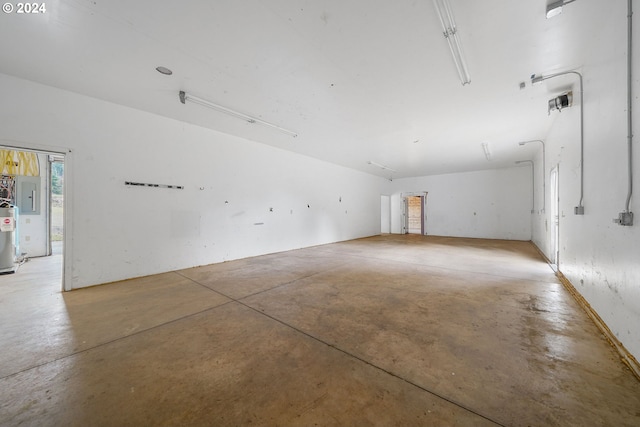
left=433, top=0, right=471, bottom=85
left=367, top=161, right=397, bottom=172
left=546, top=1, right=564, bottom=18
left=546, top=0, right=577, bottom=19
left=179, top=91, right=298, bottom=138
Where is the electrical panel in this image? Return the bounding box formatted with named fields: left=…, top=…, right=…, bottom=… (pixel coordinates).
left=16, top=176, right=40, bottom=215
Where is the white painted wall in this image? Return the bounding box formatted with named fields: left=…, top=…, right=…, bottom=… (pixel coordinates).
left=532, top=1, right=640, bottom=360
left=380, top=195, right=391, bottom=233
left=0, top=73, right=384, bottom=289
left=388, top=168, right=532, bottom=240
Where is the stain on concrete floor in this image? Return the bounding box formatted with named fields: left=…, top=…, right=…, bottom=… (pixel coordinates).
left=1, top=235, right=639, bottom=426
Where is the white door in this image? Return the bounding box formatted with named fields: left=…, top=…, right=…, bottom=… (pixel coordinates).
left=549, top=166, right=560, bottom=268
left=402, top=197, right=408, bottom=234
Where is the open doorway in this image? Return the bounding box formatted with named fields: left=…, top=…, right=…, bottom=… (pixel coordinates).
left=0, top=145, right=67, bottom=290
left=49, top=155, right=64, bottom=256
left=402, top=193, right=427, bottom=235
left=549, top=166, right=560, bottom=270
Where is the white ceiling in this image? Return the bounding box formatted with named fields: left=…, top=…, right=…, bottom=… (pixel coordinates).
left=0, top=0, right=614, bottom=178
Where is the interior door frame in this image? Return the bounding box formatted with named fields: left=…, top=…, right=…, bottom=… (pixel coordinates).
left=0, top=139, right=73, bottom=291
left=48, top=154, right=65, bottom=256
left=402, top=197, right=408, bottom=234
left=549, top=165, right=560, bottom=269
left=401, top=192, right=428, bottom=235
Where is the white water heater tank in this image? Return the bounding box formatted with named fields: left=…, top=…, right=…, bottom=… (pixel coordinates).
left=0, top=206, right=18, bottom=273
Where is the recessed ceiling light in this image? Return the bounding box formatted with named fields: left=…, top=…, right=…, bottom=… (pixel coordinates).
left=156, top=66, right=173, bottom=75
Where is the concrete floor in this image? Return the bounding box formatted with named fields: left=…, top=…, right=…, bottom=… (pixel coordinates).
left=1, top=235, right=639, bottom=426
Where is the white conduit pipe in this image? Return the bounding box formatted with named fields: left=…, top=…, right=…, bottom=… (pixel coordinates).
left=533, top=71, right=584, bottom=214
left=616, top=0, right=635, bottom=226
left=625, top=0, right=634, bottom=216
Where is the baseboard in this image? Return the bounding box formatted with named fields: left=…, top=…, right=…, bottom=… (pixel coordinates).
left=529, top=241, right=640, bottom=381
left=556, top=271, right=640, bottom=381
left=529, top=240, right=552, bottom=264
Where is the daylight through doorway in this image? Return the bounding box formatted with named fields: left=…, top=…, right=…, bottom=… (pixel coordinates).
left=404, top=193, right=427, bottom=235
left=50, top=156, right=64, bottom=255
left=0, top=145, right=65, bottom=291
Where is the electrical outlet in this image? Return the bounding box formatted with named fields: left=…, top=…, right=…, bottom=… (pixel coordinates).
left=574, top=206, right=584, bottom=215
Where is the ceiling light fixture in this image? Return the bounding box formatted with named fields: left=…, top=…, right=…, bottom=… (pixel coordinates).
left=432, top=0, right=471, bottom=85
left=156, top=66, right=173, bottom=75
left=546, top=0, right=577, bottom=19
left=178, top=91, right=298, bottom=138
left=367, top=161, right=397, bottom=173
left=531, top=70, right=584, bottom=214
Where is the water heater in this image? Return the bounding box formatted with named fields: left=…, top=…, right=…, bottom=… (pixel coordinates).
left=0, top=206, right=18, bottom=273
